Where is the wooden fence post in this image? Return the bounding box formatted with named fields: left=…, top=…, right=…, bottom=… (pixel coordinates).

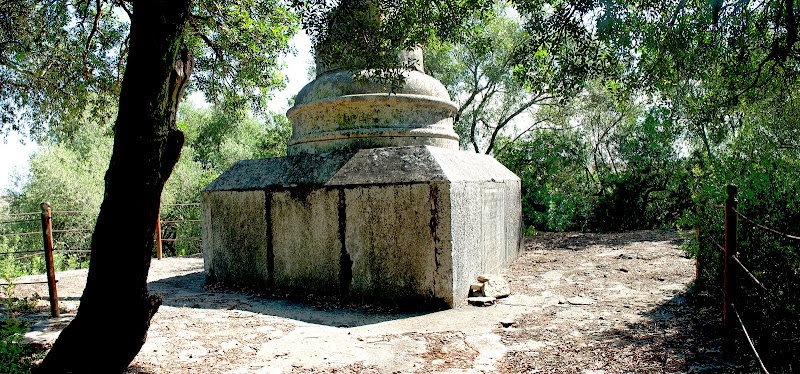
left=40, top=202, right=59, bottom=318
left=724, top=184, right=738, bottom=336
left=156, top=212, right=163, bottom=260
left=696, top=227, right=701, bottom=279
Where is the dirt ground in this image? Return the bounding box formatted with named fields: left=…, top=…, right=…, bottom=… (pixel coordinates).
left=11, top=230, right=736, bottom=373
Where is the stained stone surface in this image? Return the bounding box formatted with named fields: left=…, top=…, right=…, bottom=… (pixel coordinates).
left=203, top=146, right=522, bottom=306
left=286, top=71, right=460, bottom=155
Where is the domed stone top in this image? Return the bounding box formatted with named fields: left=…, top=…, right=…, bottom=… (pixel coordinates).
left=293, top=68, right=451, bottom=107
left=314, top=47, right=425, bottom=78
left=284, top=3, right=459, bottom=155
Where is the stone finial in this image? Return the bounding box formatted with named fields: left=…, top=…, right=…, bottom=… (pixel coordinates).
left=285, top=2, right=459, bottom=156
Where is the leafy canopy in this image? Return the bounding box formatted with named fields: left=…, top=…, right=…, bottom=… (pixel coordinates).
left=0, top=0, right=299, bottom=141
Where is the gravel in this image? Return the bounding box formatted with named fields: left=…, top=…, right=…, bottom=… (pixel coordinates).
left=10, top=230, right=736, bottom=373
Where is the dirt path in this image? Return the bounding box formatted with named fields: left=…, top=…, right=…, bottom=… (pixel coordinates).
left=12, top=230, right=733, bottom=373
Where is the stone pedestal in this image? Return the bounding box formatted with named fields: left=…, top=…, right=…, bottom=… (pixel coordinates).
left=202, top=146, right=521, bottom=306
left=202, top=16, right=522, bottom=306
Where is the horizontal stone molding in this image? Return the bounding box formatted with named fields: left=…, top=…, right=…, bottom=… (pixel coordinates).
left=288, top=93, right=457, bottom=118
left=287, top=93, right=460, bottom=155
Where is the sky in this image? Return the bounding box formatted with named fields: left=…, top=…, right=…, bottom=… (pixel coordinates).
left=0, top=131, right=38, bottom=192
left=0, top=32, right=313, bottom=194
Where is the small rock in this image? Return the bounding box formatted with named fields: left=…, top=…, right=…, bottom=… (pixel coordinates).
left=469, top=283, right=486, bottom=297
left=477, top=274, right=491, bottom=282
left=566, top=297, right=595, bottom=305
left=467, top=296, right=496, bottom=306
left=484, top=275, right=511, bottom=298
left=499, top=318, right=515, bottom=328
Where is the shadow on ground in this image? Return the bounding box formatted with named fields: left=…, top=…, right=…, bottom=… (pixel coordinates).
left=593, top=290, right=735, bottom=373
left=497, top=289, right=738, bottom=373
left=527, top=230, right=685, bottom=252
left=148, top=271, right=436, bottom=328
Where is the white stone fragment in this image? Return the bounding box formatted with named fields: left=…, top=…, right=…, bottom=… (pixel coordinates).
left=484, top=275, right=511, bottom=298
left=467, top=296, right=496, bottom=306
left=566, top=297, right=596, bottom=305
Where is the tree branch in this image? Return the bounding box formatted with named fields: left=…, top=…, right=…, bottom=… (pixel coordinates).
left=116, top=33, right=130, bottom=90
left=0, top=80, right=29, bottom=89
left=82, top=0, right=103, bottom=81
left=189, top=19, right=224, bottom=62
left=485, top=97, right=542, bottom=155
left=455, top=85, right=482, bottom=125
left=493, top=117, right=549, bottom=156
left=784, top=0, right=797, bottom=54
left=114, top=0, right=133, bottom=19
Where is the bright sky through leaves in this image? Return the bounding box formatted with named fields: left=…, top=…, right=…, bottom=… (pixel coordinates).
left=0, top=31, right=313, bottom=194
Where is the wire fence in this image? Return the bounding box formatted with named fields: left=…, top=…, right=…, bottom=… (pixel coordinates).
left=0, top=201, right=202, bottom=317
left=156, top=203, right=202, bottom=259
left=702, top=184, right=800, bottom=374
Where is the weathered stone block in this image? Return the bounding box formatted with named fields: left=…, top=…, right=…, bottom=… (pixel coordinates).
left=202, top=190, right=269, bottom=287
left=270, top=188, right=341, bottom=291
left=202, top=146, right=522, bottom=307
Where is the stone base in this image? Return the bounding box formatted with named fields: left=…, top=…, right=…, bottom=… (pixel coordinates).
left=201, top=146, right=522, bottom=307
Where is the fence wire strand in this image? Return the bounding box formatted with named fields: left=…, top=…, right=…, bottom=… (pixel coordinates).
left=0, top=231, right=42, bottom=238
left=731, top=255, right=769, bottom=292
left=0, top=212, right=39, bottom=217
left=0, top=254, right=41, bottom=263
left=160, top=237, right=201, bottom=242
left=0, top=250, right=42, bottom=256
left=0, top=219, right=38, bottom=224
left=732, top=304, right=771, bottom=374
left=709, top=235, right=725, bottom=253
left=733, top=208, right=800, bottom=241
left=52, top=228, right=94, bottom=233
left=0, top=280, right=51, bottom=286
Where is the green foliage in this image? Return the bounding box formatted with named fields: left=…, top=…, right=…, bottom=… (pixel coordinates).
left=293, top=0, right=494, bottom=90
left=0, top=318, right=39, bottom=374
left=2, top=117, right=112, bottom=276
left=588, top=106, right=692, bottom=231
left=511, top=0, right=621, bottom=98
left=0, top=0, right=127, bottom=138
left=1, top=0, right=299, bottom=139
left=496, top=82, right=691, bottom=232
left=188, top=0, right=299, bottom=113
left=0, top=280, right=38, bottom=318
left=0, top=280, right=43, bottom=374
left=178, top=103, right=291, bottom=172
left=158, top=102, right=291, bottom=257
left=497, top=126, right=590, bottom=231
left=425, top=2, right=549, bottom=154
left=679, top=111, right=800, bottom=371
left=2, top=101, right=292, bottom=270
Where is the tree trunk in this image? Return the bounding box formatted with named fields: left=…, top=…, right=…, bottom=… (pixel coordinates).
left=35, top=0, right=192, bottom=372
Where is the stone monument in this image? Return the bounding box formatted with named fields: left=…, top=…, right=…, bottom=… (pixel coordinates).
left=201, top=8, right=522, bottom=307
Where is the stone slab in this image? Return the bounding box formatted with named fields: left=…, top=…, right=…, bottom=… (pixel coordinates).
left=202, top=190, right=269, bottom=287
left=202, top=146, right=522, bottom=306
left=203, top=146, right=518, bottom=190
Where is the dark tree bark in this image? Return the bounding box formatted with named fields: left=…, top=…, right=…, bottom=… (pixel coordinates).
left=35, top=0, right=193, bottom=372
